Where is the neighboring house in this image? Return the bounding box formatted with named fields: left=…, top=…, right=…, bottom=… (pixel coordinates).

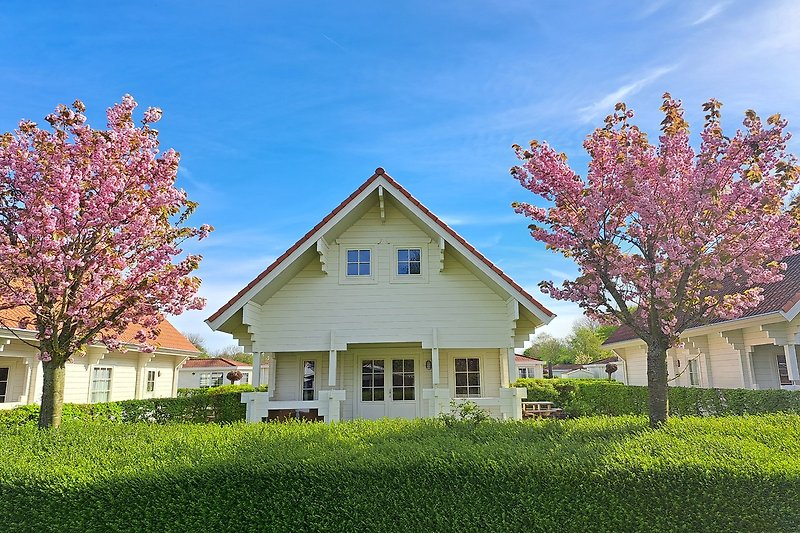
left=206, top=168, right=555, bottom=422
left=543, top=357, right=626, bottom=382
left=515, top=355, right=544, bottom=379
left=0, top=308, right=198, bottom=409
left=604, top=254, right=800, bottom=391
left=178, top=357, right=268, bottom=389
left=548, top=363, right=586, bottom=378
left=581, top=356, right=626, bottom=383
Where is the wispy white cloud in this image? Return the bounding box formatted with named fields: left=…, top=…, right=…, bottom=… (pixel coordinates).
left=578, top=65, right=677, bottom=123
left=177, top=166, right=215, bottom=194
left=691, top=2, right=728, bottom=26
left=321, top=33, right=347, bottom=51
left=544, top=267, right=575, bottom=281
left=637, top=0, right=670, bottom=19
left=439, top=213, right=521, bottom=226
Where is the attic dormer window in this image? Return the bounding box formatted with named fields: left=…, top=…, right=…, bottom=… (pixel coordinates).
left=346, top=249, right=371, bottom=276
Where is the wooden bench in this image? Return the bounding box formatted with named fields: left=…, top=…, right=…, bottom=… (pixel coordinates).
left=522, top=401, right=564, bottom=419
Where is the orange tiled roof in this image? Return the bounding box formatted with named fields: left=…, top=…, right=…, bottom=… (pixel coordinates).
left=0, top=307, right=198, bottom=352
left=182, top=357, right=250, bottom=368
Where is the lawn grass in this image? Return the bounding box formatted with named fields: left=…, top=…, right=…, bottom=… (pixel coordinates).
left=0, top=415, right=798, bottom=532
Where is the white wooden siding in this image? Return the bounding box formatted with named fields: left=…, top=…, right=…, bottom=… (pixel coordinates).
left=270, top=346, right=506, bottom=420
left=247, top=203, right=519, bottom=352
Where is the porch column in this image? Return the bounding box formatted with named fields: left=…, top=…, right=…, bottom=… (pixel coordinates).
left=172, top=356, right=188, bottom=397
left=26, top=357, right=40, bottom=404
left=328, top=349, right=337, bottom=387
left=20, top=357, right=34, bottom=404
left=251, top=352, right=262, bottom=387
left=431, top=328, right=440, bottom=385
left=746, top=349, right=757, bottom=389
left=784, top=344, right=800, bottom=386
left=504, top=347, right=516, bottom=386
left=134, top=354, right=150, bottom=400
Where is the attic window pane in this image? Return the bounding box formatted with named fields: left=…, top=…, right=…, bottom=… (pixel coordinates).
left=397, top=248, right=421, bottom=276
left=346, top=249, right=371, bottom=277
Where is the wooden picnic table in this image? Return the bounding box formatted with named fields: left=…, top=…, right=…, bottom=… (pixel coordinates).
left=522, top=401, right=563, bottom=418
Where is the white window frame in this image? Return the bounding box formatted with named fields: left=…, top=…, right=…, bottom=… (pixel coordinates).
left=146, top=370, right=156, bottom=393
left=338, top=243, right=378, bottom=284
left=90, top=366, right=113, bottom=404
left=453, top=357, right=482, bottom=398
left=241, top=372, right=250, bottom=385
left=518, top=367, right=531, bottom=379
left=390, top=244, right=429, bottom=283
left=301, top=360, right=317, bottom=401
left=0, top=367, right=8, bottom=403
left=688, top=358, right=700, bottom=386
left=199, top=371, right=224, bottom=388
left=777, top=353, right=792, bottom=386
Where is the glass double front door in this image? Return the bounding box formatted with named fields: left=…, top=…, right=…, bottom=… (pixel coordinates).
left=359, top=358, right=417, bottom=419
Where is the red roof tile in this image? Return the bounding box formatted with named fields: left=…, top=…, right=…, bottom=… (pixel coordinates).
left=515, top=355, right=543, bottom=364
left=0, top=307, right=198, bottom=352
left=207, top=168, right=554, bottom=324
left=604, top=253, right=800, bottom=345
left=182, top=357, right=250, bottom=369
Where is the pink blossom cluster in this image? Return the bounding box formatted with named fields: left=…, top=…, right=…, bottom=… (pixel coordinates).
left=0, top=96, right=211, bottom=359
left=512, top=96, right=800, bottom=344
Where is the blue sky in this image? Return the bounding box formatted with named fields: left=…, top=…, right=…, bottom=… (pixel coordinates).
left=2, top=1, right=800, bottom=351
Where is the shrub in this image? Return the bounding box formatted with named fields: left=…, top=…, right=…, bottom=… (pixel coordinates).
left=0, top=416, right=797, bottom=532
left=0, top=389, right=252, bottom=428
left=439, top=399, right=491, bottom=427
left=512, top=378, right=800, bottom=417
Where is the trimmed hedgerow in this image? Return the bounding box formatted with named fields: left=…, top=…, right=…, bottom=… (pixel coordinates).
left=0, top=387, right=260, bottom=428
left=514, top=378, right=800, bottom=417
left=0, top=415, right=798, bottom=532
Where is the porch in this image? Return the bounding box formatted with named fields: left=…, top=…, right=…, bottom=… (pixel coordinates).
left=240, top=342, right=527, bottom=423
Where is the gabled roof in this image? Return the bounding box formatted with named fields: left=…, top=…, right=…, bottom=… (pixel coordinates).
left=515, top=355, right=544, bottom=365
left=182, top=357, right=250, bottom=369
left=206, top=168, right=555, bottom=328
left=604, top=253, right=800, bottom=346
left=0, top=307, right=198, bottom=353
left=586, top=355, right=621, bottom=366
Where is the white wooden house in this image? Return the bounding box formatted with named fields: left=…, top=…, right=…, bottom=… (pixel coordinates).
left=515, top=355, right=544, bottom=379
left=177, top=357, right=268, bottom=389
left=0, top=308, right=199, bottom=408
left=604, top=254, right=800, bottom=390
left=206, top=168, right=555, bottom=422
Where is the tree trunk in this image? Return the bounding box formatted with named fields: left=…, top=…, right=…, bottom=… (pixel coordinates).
left=38, top=359, right=66, bottom=429
left=646, top=338, right=670, bottom=428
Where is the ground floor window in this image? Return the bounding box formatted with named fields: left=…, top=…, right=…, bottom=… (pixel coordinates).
left=688, top=359, right=700, bottom=386
left=302, top=360, right=316, bottom=400
left=241, top=372, right=249, bottom=384
left=455, top=358, right=481, bottom=397
left=518, top=367, right=532, bottom=379
left=200, top=372, right=224, bottom=388
left=91, top=367, right=112, bottom=403
left=146, top=370, right=156, bottom=393
left=777, top=353, right=792, bottom=385
left=392, top=359, right=415, bottom=400
left=0, top=367, right=7, bottom=403
left=362, top=359, right=385, bottom=401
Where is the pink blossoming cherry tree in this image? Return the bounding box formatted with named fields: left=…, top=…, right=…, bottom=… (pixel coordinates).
left=0, top=96, right=211, bottom=428
left=512, top=94, right=800, bottom=427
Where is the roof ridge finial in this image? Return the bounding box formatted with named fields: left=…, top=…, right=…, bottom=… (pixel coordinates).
left=374, top=167, right=385, bottom=175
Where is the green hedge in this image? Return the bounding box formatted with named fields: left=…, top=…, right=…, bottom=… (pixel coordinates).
left=0, top=416, right=798, bottom=532
left=514, top=378, right=800, bottom=416
left=0, top=385, right=263, bottom=428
